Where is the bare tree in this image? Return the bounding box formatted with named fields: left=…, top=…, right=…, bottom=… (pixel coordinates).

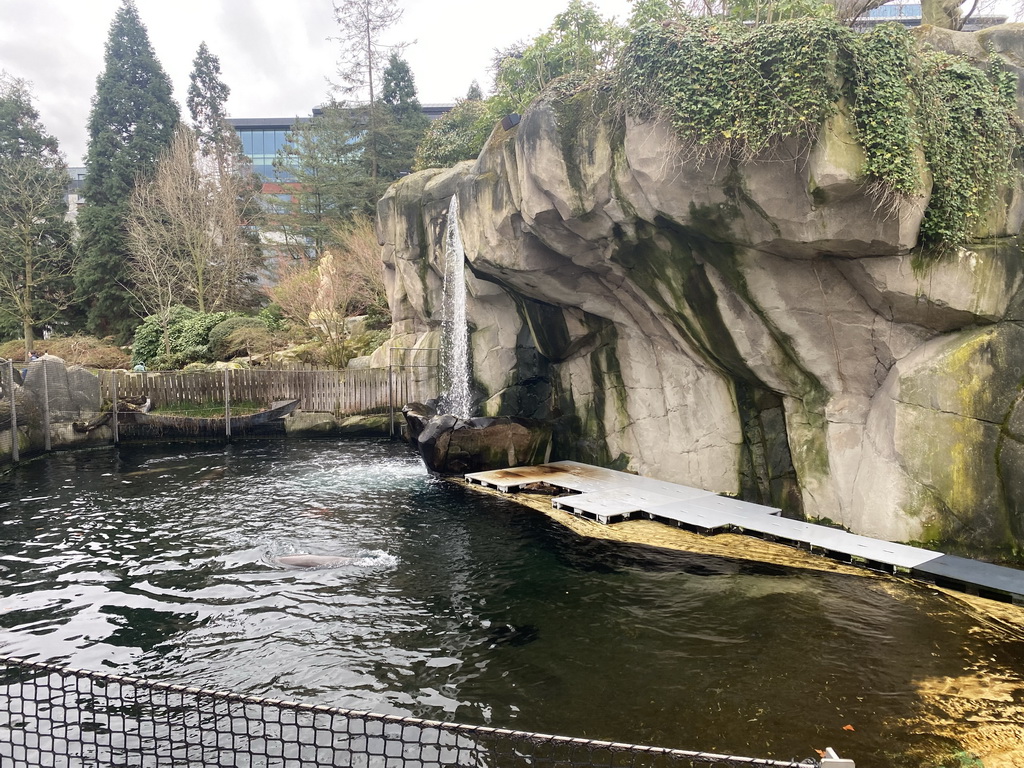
left=265, top=213, right=387, bottom=367
left=125, top=178, right=184, bottom=356
left=332, top=0, right=408, bottom=180
left=327, top=214, right=388, bottom=317
left=126, top=126, right=263, bottom=317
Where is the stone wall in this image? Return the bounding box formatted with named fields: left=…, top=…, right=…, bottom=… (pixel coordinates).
left=0, top=357, right=110, bottom=465
left=377, top=26, right=1024, bottom=557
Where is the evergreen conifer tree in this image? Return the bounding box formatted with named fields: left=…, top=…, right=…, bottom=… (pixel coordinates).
left=332, top=0, right=406, bottom=180
left=187, top=42, right=236, bottom=173
left=76, top=0, right=179, bottom=340
left=377, top=54, right=429, bottom=180
left=0, top=74, right=75, bottom=355
left=270, top=104, right=372, bottom=257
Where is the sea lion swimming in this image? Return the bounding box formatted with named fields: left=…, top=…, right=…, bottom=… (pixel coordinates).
left=273, top=554, right=356, bottom=569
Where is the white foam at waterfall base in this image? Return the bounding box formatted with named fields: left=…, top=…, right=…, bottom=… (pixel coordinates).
left=440, top=195, right=472, bottom=419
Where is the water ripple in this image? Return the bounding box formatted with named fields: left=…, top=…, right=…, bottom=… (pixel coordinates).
left=1, top=440, right=1023, bottom=766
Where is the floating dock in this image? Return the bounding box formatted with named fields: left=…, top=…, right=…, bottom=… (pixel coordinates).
left=465, top=460, right=1024, bottom=605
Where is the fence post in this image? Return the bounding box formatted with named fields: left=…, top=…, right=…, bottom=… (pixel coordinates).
left=388, top=347, right=395, bottom=439
left=111, top=372, right=119, bottom=445
left=41, top=361, right=51, bottom=452
left=6, top=360, right=18, bottom=463
left=224, top=369, right=231, bottom=439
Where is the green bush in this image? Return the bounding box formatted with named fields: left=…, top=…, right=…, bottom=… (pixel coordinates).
left=413, top=99, right=494, bottom=170
left=130, top=308, right=192, bottom=366
left=208, top=316, right=268, bottom=360
left=258, top=304, right=286, bottom=332
left=131, top=306, right=235, bottom=368
left=168, top=311, right=231, bottom=355
left=151, top=345, right=209, bottom=371
left=615, top=16, right=1022, bottom=251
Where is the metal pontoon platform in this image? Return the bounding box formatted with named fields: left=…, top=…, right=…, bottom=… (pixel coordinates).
left=464, top=461, right=1024, bottom=605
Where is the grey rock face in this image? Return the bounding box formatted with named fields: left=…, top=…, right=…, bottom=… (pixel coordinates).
left=413, top=414, right=553, bottom=476
left=377, top=26, right=1024, bottom=555
left=1, top=358, right=106, bottom=462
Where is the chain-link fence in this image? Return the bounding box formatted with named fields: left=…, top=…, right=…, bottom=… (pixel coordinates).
left=0, top=360, right=19, bottom=462
left=0, top=655, right=831, bottom=768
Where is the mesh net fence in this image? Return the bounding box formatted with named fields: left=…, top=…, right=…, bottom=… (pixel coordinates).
left=0, top=655, right=817, bottom=768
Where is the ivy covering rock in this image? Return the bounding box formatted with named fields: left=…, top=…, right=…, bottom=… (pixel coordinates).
left=610, top=18, right=1023, bottom=251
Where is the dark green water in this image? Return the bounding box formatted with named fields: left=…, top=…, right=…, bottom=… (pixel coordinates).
left=1, top=440, right=1023, bottom=766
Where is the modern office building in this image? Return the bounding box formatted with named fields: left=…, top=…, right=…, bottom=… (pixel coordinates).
left=228, top=103, right=453, bottom=182
left=856, top=0, right=1007, bottom=30
left=65, top=167, right=87, bottom=222
left=229, top=116, right=307, bottom=181
left=64, top=103, right=454, bottom=217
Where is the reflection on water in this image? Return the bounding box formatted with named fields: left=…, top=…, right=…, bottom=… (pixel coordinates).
left=1, top=440, right=1023, bottom=766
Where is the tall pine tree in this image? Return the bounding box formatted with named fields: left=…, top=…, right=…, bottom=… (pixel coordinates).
left=187, top=42, right=236, bottom=174
left=376, top=54, right=429, bottom=180
left=270, top=103, right=373, bottom=258
left=76, top=0, right=179, bottom=340
left=186, top=42, right=264, bottom=311
left=332, top=0, right=406, bottom=181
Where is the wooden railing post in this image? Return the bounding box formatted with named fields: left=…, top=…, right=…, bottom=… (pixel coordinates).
left=224, top=369, right=232, bottom=439
left=111, top=372, right=119, bottom=445
left=388, top=347, right=395, bottom=438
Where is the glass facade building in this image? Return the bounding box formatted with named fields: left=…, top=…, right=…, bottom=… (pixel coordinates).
left=866, top=2, right=921, bottom=17
left=229, top=117, right=308, bottom=181
left=856, top=0, right=1005, bottom=28
left=228, top=105, right=453, bottom=183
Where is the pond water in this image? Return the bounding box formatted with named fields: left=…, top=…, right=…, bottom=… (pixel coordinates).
left=1, top=440, right=1023, bottom=767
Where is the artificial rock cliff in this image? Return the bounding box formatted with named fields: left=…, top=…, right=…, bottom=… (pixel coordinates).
left=377, top=24, right=1024, bottom=557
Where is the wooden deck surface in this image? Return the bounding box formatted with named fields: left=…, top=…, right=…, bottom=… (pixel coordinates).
left=465, top=461, right=1024, bottom=605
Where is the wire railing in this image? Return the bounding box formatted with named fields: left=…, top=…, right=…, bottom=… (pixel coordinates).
left=0, top=655, right=837, bottom=768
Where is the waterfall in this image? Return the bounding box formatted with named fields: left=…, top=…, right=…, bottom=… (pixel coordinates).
left=439, top=195, right=472, bottom=419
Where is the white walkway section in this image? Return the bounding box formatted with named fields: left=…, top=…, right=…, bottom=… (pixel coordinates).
left=465, top=460, right=1024, bottom=605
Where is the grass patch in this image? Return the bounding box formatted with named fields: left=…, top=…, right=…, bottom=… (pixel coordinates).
left=152, top=401, right=265, bottom=418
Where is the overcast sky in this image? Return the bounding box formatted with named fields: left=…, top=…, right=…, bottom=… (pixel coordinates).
left=0, top=0, right=637, bottom=166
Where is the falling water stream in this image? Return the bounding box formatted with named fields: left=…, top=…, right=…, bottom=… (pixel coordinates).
left=1, top=440, right=1024, bottom=767
left=440, top=195, right=472, bottom=419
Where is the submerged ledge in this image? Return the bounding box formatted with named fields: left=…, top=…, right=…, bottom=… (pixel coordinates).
left=455, top=477, right=1024, bottom=767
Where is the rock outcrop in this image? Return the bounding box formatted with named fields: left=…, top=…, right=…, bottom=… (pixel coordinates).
left=1, top=356, right=109, bottom=462
left=378, top=25, right=1024, bottom=557
left=413, top=414, right=553, bottom=476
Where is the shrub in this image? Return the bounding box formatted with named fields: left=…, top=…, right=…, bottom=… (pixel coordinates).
left=168, top=311, right=231, bottom=356
left=413, top=99, right=494, bottom=170
left=208, top=317, right=269, bottom=360
left=258, top=304, right=286, bottom=332
left=0, top=335, right=130, bottom=369
left=131, top=306, right=233, bottom=368
left=131, top=315, right=167, bottom=365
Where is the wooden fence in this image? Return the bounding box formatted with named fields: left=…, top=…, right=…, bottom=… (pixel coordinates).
left=97, top=366, right=437, bottom=417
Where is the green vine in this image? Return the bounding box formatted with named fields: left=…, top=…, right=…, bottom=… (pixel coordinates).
left=913, top=47, right=1020, bottom=249
left=848, top=23, right=919, bottom=199
left=613, top=16, right=1022, bottom=251
left=617, top=16, right=850, bottom=159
